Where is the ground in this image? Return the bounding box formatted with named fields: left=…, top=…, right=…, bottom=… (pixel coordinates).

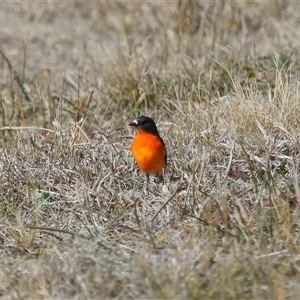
left=1, top=1, right=300, bottom=299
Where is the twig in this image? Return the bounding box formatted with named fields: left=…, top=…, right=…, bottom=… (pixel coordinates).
left=0, top=48, right=31, bottom=102
left=151, top=184, right=183, bottom=223
left=0, top=126, right=55, bottom=132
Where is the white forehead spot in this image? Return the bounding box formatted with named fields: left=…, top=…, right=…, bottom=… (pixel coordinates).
left=133, top=119, right=138, bottom=125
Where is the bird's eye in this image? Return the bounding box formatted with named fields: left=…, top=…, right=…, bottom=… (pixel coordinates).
left=141, top=120, right=148, bottom=125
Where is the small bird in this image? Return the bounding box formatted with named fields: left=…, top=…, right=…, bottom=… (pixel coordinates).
left=129, top=115, right=167, bottom=191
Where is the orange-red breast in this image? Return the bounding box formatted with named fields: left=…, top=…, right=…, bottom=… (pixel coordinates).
left=129, top=116, right=167, bottom=190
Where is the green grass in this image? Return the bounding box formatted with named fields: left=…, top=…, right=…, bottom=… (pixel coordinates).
left=1, top=1, right=300, bottom=299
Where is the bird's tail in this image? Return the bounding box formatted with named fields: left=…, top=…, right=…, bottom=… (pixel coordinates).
left=155, top=173, right=165, bottom=185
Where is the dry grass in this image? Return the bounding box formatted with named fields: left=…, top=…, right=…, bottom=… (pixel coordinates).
left=1, top=1, right=300, bottom=299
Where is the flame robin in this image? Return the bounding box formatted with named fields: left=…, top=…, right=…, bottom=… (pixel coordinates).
left=129, top=115, right=167, bottom=191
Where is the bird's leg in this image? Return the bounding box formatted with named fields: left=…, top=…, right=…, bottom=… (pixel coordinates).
left=145, top=173, right=149, bottom=194
left=163, top=168, right=167, bottom=185
left=162, top=168, right=170, bottom=193
left=146, top=173, right=149, bottom=191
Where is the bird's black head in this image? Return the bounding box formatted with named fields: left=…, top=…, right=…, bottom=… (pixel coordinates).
left=129, top=115, right=159, bottom=136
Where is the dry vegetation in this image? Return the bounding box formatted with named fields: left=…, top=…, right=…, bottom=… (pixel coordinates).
left=2, top=1, right=300, bottom=299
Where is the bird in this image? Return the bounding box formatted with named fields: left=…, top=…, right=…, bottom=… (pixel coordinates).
left=129, top=115, right=167, bottom=191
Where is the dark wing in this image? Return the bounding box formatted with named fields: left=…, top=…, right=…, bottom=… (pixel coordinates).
left=159, top=136, right=167, bottom=167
